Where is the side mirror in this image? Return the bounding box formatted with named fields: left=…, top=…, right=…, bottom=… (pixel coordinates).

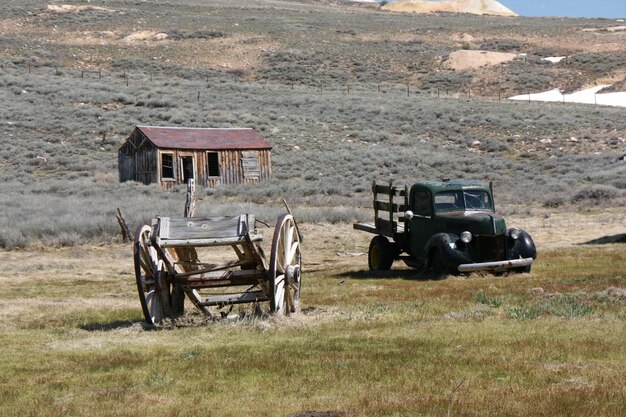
left=404, top=210, right=414, bottom=220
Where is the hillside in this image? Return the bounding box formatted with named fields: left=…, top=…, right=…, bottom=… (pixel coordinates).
left=0, top=0, right=625, bottom=246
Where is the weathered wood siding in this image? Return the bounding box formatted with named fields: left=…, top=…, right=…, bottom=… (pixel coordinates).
left=119, top=128, right=271, bottom=189
left=157, top=148, right=271, bottom=190
left=118, top=129, right=157, bottom=184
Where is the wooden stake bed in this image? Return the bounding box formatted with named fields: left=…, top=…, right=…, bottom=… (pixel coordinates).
left=133, top=213, right=302, bottom=326
left=155, top=215, right=263, bottom=247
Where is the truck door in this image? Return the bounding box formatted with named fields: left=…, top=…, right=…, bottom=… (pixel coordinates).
left=409, top=188, right=434, bottom=261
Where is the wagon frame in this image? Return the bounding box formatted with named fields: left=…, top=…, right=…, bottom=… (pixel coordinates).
left=133, top=213, right=301, bottom=325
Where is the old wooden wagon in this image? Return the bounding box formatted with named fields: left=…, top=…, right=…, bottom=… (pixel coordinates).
left=119, top=126, right=272, bottom=190
left=133, top=213, right=302, bottom=325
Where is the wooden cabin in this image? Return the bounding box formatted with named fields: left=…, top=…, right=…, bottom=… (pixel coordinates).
left=118, top=126, right=272, bottom=189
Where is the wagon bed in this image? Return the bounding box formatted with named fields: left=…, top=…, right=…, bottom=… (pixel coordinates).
left=134, top=213, right=302, bottom=325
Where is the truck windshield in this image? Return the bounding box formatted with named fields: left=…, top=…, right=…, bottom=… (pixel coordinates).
left=434, top=190, right=493, bottom=212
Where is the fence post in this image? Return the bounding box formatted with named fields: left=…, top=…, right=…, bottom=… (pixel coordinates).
left=437, top=87, right=440, bottom=98
left=184, top=179, right=196, bottom=218
left=197, top=91, right=200, bottom=101
left=406, top=82, right=409, bottom=97
left=115, top=208, right=132, bottom=243
left=291, top=80, right=294, bottom=90
left=98, top=69, right=101, bottom=79
left=377, top=83, right=380, bottom=93
left=347, top=83, right=350, bottom=94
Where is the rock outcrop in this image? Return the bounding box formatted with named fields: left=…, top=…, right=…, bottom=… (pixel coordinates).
left=383, top=0, right=518, bottom=17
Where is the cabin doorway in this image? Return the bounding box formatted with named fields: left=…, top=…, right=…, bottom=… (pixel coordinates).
left=180, top=156, right=194, bottom=183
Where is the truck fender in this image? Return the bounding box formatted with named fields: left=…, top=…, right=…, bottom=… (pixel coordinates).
left=508, top=229, right=537, bottom=260
left=424, top=233, right=458, bottom=268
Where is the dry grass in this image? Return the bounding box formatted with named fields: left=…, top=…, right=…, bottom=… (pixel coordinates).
left=0, top=218, right=624, bottom=417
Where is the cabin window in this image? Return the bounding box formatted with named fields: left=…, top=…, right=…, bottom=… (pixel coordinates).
left=241, top=151, right=260, bottom=180
left=207, top=152, right=220, bottom=177
left=413, top=190, right=432, bottom=216
left=161, top=153, right=174, bottom=179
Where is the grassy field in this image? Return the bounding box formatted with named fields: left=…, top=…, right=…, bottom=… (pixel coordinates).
left=0, top=222, right=624, bottom=417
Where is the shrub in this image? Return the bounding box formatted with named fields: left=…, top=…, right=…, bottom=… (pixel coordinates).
left=0, top=228, right=29, bottom=249
left=570, top=52, right=626, bottom=74
left=571, top=185, right=621, bottom=204
left=166, top=29, right=226, bottom=40
left=507, top=305, right=542, bottom=320
left=479, top=39, right=525, bottom=52
left=544, top=294, right=595, bottom=318
left=475, top=293, right=503, bottom=308
left=543, top=196, right=565, bottom=208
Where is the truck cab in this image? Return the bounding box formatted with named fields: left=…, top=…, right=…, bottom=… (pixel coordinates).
left=354, top=180, right=536, bottom=275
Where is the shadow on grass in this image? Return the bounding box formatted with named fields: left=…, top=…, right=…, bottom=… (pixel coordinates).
left=338, top=269, right=442, bottom=281
left=80, top=320, right=144, bottom=332
left=580, top=233, right=626, bottom=245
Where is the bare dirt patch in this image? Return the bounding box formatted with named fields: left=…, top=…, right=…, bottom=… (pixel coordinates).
left=582, top=26, right=626, bottom=33
left=122, top=31, right=169, bottom=43
left=442, top=49, right=518, bottom=70
left=47, top=4, right=116, bottom=14
left=594, top=286, right=626, bottom=301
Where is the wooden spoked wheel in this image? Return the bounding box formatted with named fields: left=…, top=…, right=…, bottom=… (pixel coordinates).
left=269, top=214, right=302, bottom=315
left=134, top=225, right=170, bottom=326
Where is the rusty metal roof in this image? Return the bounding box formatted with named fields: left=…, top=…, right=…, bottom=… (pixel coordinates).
left=136, top=126, right=272, bottom=150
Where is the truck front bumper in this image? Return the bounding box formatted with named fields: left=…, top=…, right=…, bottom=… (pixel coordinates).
left=457, top=257, right=534, bottom=273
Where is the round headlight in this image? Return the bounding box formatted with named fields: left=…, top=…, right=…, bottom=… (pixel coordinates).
left=509, top=228, right=521, bottom=240
left=460, top=231, right=473, bottom=244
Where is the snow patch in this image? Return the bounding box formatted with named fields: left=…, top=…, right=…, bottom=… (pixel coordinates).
left=509, top=85, right=626, bottom=108
left=543, top=56, right=565, bottom=64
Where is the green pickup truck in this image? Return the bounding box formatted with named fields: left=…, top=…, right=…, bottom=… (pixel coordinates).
left=354, top=179, right=536, bottom=275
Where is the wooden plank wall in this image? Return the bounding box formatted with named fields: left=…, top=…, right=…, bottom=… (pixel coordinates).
left=119, top=127, right=271, bottom=189
left=137, top=142, right=157, bottom=185
left=118, top=129, right=157, bottom=184
left=157, top=148, right=272, bottom=189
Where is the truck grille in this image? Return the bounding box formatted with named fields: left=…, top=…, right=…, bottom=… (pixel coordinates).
left=475, top=235, right=506, bottom=262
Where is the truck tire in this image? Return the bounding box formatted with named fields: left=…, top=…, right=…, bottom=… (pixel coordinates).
left=429, top=248, right=450, bottom=278
left=368, top=235, right=394, bottom=271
